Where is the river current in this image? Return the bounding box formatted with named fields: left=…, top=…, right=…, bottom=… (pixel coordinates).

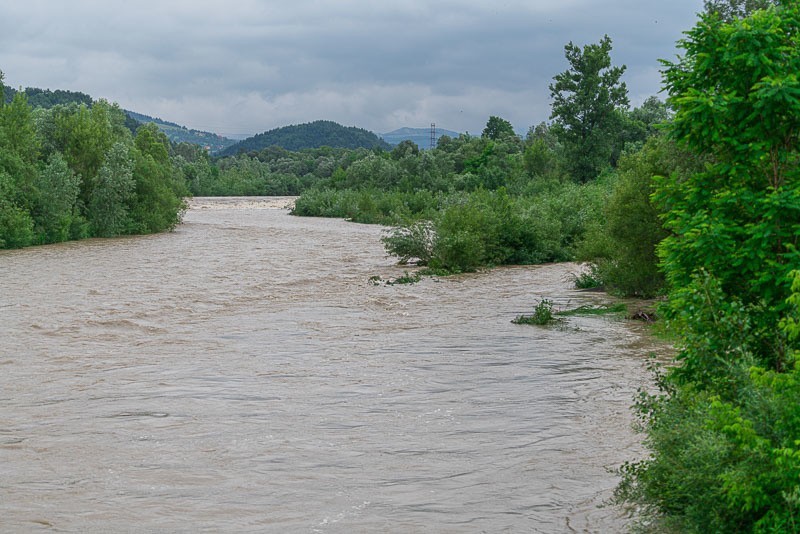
left=1, top=197, right=659, bottom=532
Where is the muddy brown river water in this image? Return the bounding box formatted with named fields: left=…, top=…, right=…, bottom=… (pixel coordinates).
left=0, top=197, right=661, bottom=532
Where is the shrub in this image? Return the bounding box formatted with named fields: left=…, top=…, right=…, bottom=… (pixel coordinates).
left=381, top=221, right=435, bottom=265
left=572, top=266, right=603, bottom=289
left=513, top=299, right=558, bottom=325
left=577, top=136, right=701, bottom=297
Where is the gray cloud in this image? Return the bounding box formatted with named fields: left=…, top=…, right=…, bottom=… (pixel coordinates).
left=0, top=0, right=703, bottom=136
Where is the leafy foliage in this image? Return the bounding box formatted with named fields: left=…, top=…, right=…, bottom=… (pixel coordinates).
left=618, top=5, right=800, bottom=532
left=382, top=221, right=436, bottom=265
left=579, top=135, right=703, bottom=297
left=659, top=3, right=800, bottom=374
left=704, top=0, right=779, bottom=21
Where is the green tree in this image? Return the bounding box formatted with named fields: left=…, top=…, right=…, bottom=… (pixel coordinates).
left=482, top=116, right=516, bottom=141
left=0, top=91, right=39, bottom=248
left=89, top=142, right=135, bottom=237
left=32, top=153, right=81, bottom=243
left=50, top=103, right=114, bottom=205
left=704, top=0, right=778, bottom=20
left=0, top=170, right=34, bottom=248
left=390, top=139, right=420, bottom=160
left=579, top=135, right=702, bottom=297
left=549, top=35, right=629, bottom=182
left=618, top=4, right=800, bottom=531
left=128, top=124, right=186, bottom=234
left=658, top=2, right=800, bottom=377
left=1, top=92, right=39, bottom=165
left=134, top=122, right=170, bottom=165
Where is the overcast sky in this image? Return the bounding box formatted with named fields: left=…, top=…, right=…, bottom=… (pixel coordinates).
left=1, top=1, right=703, bottom=138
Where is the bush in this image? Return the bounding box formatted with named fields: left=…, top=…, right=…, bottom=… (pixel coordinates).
left=430, top=229, right=485, bottom=273
left=381, top=221, right=435, bottom=265
left=572, top=266, right=603, bottom=289
left=513, top=299, right=558, bottom=325
left=618, top=358, right=800, bottom=533
left=578, top=136, right=701, bottom=297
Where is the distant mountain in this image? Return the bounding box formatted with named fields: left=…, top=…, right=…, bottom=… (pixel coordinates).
left=125, top=110, right=237, bottom=154
left=381, top=127, right=464, bottom=149
left=218, top=120, right=391, bottom=157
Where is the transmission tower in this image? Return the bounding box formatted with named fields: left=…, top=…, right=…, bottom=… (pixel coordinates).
left=430, top=123, right=436, bottom=149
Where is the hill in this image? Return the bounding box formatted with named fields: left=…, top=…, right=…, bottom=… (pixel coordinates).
left=381, top=127, right=464, bottom=149
left=219, top=120, right=391, bottom=157
left=125, top=110, right=237, bottom=154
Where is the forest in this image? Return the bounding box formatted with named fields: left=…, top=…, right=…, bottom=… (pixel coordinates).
left=2, top=0, right=799, bottom=530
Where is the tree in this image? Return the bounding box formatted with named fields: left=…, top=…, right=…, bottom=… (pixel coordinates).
left=50, top=103, right=114, bottom=206
left=658, top=3, right=800, bottom=376
left=128, top=125, right=187, bottom=234
left=618, top=5, right=800, bottom=531
left=32, top=153, right=81, bottom=243
left=1, top=91, right=39, bottom=165
left=391, top=139, right=419, bottom=160
left=522, top=122, right=561, bottom=178
left=704, top=0, right=778, bottom=20
left=0, top=92, right=39, bottom=228
left=549, top=35, right=629, bottom=182
left=482, top=116, right=515, bottom=141
left=578, top=135, right=702, bottom=297
left=88, top=142, right=135, bottom=237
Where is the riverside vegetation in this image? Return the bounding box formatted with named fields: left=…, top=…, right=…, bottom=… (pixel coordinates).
left=2, top=0, right=799, bottom=530
left=613, top=3, right=800, bottom=532
left=0, top=80, right=187, bottom=247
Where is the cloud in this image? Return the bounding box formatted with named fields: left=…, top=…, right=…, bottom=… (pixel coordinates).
left=0, top=0, right=704, bottom=136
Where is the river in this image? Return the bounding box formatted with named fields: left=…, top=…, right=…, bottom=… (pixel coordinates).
left=0, top=197, right=658, bottom=532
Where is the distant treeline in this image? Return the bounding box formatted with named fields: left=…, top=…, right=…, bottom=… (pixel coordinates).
left=2, top=85, right=92, bottom=108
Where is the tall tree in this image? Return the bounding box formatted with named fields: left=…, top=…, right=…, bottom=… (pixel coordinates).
left=32, top=153, right=81, bottom=243
left=704, top=0, right=778, bottom=20
left=549, top=35, right=629, bottom=182
left=618, top=4, right=800, bottom=531
left=482, top=116, right=516, bottom=141
left=658, top=1, right=800, bottom=375
left=89, top=142, right=135, bottom=237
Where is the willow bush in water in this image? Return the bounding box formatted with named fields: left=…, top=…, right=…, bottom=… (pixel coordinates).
left=381, top=183, right=608, bottom=273
left=617, top=5, right=800, bottom=532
